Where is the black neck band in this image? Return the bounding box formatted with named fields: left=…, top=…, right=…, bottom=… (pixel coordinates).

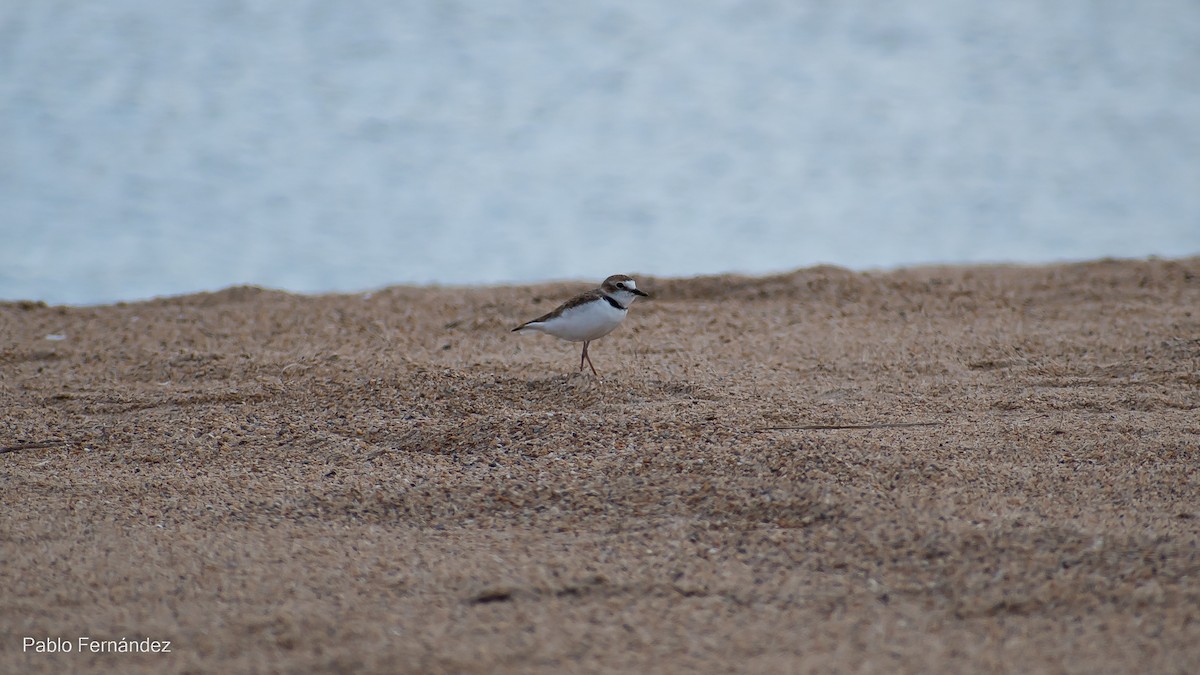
left=602, top=295, right=625, bottom=310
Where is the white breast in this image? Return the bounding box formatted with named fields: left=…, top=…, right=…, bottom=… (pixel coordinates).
left=532, top=299, right=626, bottom=342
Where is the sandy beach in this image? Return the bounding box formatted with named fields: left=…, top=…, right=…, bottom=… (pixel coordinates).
left=2, top=258, right=1198, bottom=674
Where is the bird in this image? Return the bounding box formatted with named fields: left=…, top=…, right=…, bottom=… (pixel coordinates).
left=512, top=274, right=649, bottom=377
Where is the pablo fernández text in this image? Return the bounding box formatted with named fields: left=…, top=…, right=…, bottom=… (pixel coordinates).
left=24, top=636, right=172, bottom=654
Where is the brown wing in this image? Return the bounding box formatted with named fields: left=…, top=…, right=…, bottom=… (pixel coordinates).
left=513, top=288, right=604, bottom=330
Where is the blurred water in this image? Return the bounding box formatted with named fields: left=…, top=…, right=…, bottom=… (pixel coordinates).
left=2, top=1, right=1198, bottom=305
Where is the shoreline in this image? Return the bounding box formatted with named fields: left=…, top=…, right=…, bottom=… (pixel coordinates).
left=6, top=254, right=1196, bottom=310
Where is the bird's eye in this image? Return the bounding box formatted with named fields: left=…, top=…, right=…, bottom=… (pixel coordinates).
left=616, top=283, right=626, bottom=289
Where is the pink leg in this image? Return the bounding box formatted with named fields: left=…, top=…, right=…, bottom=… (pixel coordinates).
left=581, top=341, right=599, bottom=377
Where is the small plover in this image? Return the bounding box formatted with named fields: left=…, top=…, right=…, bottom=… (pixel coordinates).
left=512, top=274, right=649, bottom=377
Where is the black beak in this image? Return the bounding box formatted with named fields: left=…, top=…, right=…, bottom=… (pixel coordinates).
left=632, top=288, right=649, bottom=297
